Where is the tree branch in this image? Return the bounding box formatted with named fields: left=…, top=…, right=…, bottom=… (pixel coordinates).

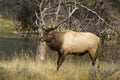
left=66, top=2, right=120, bottom=36
left=79, top=3, right=120, bottom=36
left=56, top=0, right=61, bottom=22
left=46, top=5, right=78, bottom=31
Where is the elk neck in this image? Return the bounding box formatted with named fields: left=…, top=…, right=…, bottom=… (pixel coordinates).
left=46, top=32, right=65, bottom=51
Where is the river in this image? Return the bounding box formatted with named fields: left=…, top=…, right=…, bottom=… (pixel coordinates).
left=0, top=32, right=36, bottom=58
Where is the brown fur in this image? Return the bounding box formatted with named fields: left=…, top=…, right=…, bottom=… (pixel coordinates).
left=43, top=31, right=65, bottom=51
left=43, top=30, right=100, bottom=70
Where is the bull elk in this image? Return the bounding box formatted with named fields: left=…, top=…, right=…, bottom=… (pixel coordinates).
left=41, top=30, right=100, bottom=70
left=37, top=2, right=100, bottom=70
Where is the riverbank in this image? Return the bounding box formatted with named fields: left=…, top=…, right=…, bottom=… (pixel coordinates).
left=0, top=18, right=19, bottom=38
left=0, top=18, right=15, bottom=32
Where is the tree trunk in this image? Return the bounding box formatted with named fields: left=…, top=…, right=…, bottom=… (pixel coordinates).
left=36, top=27, right=46, bottom=61
left=36, top=40, right=46, bottom=61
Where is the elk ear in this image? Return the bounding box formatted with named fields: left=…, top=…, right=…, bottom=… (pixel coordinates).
left=44, top=29, right=55, bottom=35
left=43, top=29, right=48, bottom=35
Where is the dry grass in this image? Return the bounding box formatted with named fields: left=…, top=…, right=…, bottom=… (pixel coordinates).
left=0, top=55, right=120, bottom=80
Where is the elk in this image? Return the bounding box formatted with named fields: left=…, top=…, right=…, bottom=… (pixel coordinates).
left=37, top=1, right=100, bottom=70
left=41, top=30, right=100, bottom=70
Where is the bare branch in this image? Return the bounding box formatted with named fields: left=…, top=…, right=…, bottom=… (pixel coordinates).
left=95, top=18, right=100, bottom=26
left=46, top=6, right=78, bottom=31
left=39, top=0, right=46, bottom=26
left=66, top=2, right=120, bottom=36
left=39, top=0, right=44, bottom=12
left=44, top=12, right=56, bottom=16
left=78, top=3, right=120, bottom=36
left=35, top=11, right=41, bottom=21
left=35, top=20, right=39, bottom=27
left=69, top=6, right=77, bottom=17
left=56, top=0, right=61, bottom=22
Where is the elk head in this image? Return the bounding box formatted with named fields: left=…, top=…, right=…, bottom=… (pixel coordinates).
left=41, top=30, right=55, bottom=43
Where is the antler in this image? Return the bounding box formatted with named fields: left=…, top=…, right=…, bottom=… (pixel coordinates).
left=36, top=0, right=78, bottom=32
left=50, top=5, right=78, bottom=31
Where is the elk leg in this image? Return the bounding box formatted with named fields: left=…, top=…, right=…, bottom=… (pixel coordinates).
left=89, top=50, right=97, bottom=66
left=57, top=54, right=66, bottom=70
left=57, top=51, right=61, bottom=66
left=90, top=54, right=97, bottom=66
left=57, top=54, right=62, bottom=70
left=91, top=56, right=97, bottom=66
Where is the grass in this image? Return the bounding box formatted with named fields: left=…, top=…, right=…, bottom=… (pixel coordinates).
left=0, top=54, right=120, bottom=80
left=0, top=18, right=15, bottom=32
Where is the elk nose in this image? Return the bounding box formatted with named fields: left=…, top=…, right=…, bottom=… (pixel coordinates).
left=40, top=38, right=45, bottom=42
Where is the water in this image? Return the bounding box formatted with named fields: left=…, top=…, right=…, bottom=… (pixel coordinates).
left=0, top=32, right=36, bottom=57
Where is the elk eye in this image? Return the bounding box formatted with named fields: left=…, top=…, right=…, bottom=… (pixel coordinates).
left=44, top=32, right=48, bottom=35
left=47, top=33, right=51, bottom=35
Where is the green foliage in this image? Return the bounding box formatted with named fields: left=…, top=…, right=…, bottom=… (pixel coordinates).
left=0, top=18, right=16, bottom=32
